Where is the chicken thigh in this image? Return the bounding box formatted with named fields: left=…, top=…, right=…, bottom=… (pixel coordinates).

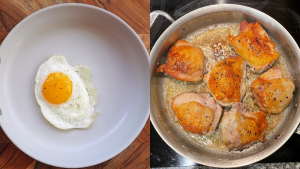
left=222, top=102, right=268, bottom=149
left=203, top=55, right=246, bottom=106
left=157, top=39, right=205, bottom=82
left=229, top=20, right=279, bottom=72
left=171, top=93, right=223, bottom=136
left=250, top=66, right=295, bottom=114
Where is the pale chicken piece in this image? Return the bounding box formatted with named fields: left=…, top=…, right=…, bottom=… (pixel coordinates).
left=222, top=102, right=268, bottom=149
left=157, top=39, right=205, bottom=82
left=250, top=66, right=295, bottom=114
left=171, top=93, right=223, bottom=136
left=203, top=55, right=246, bottom=106
left=229, top=20, right=279, bottom=72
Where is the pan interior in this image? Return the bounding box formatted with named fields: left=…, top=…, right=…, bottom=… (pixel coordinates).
left=151, top=7, right=300, bottom=167
left=0, top=4, right=150, bottom=168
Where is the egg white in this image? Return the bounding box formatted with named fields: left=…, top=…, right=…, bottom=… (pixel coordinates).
left=35, top=55, right=98, bottom=129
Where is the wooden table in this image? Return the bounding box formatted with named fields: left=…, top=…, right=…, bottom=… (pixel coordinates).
left=0, top=0, right=149, bottom=168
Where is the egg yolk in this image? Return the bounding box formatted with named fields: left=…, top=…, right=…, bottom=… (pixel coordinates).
left=42, top=72, right=72, bottom=104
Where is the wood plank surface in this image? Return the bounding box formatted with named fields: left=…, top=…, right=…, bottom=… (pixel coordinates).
left=0, top=0, right=149, bottom=168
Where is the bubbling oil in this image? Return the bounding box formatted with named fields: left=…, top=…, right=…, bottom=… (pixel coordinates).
left=163, top=23, right=290, bottom=151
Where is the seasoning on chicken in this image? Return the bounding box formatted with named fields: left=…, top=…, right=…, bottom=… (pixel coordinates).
left=229, top=20, right=279, bottom=72
left=157, top=39, right=205, bottom=82
left=250, top=66, right=295, bottom=114
left=171, top=93, right=223, bottom=136
left=203, top=55, right=246, bottom=107
left=222, top=102, right=268, bottom=150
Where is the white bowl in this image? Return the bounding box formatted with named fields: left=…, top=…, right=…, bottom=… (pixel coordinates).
left=0, top=4, right=149, bottom=168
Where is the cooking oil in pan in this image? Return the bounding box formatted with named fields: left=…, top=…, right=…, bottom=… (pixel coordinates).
left=162, top=23, right=290, bottom=151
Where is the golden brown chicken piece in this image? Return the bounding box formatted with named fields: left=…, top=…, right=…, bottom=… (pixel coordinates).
left=229, top=20, right=279, bottom=72
left=250, top=66, right=295, bottom=114
left=157, top=39, right=205, bottom=82
left=203, top=55, right=246, bottom=106
left=171, top=93, right=223, bottom=136
left=222, top=102, right=268, bottom=149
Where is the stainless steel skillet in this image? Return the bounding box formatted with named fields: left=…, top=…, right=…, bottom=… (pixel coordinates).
left=150, top=4, right=300, bottom=167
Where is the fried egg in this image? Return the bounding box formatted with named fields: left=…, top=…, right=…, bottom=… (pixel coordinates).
left=35, top=55, right=98, bottom=129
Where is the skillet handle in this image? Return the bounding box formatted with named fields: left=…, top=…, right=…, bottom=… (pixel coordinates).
left=150, top=10, right=175, bottom=28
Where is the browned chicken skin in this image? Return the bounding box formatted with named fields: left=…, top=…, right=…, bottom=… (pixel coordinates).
left=222, top=102, right=268, bottom=149
left=171, top=93, right=223, bottom=136
left=157, top=39, right=205, bottom=82
left=250, top=66, right=295, bottom=114
left=204, top=55, right=246, bottom=106
left=229, top=20, right=279, bottom=72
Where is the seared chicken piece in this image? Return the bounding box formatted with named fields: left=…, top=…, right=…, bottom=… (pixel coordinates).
left=157, top=39, right=205, bottom=82
left=250, top=66, right=295, bottom=114
left=222, top=102, right=268, bottom=149
left=171, top=93, right=223, bottom=136
left=203, top=55, right=246, bottom=106
left=229, top=20, right=279, bottom=72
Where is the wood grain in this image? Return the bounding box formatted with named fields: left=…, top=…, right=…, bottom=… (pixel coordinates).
left=0, top=32, right=8, bottom=43
left=0, top=0, right=150, bottom=168
left=0, top=0, right=149, bottom=34
left=138, top=34, right=150, bottom=54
